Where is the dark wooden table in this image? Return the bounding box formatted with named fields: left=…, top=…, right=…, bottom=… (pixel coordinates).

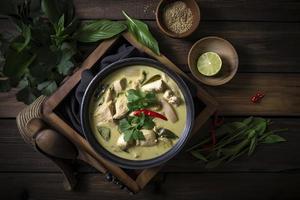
left=1, top=0, right=300, bottom=199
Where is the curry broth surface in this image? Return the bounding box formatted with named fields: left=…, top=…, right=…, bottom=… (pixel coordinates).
left=90, top=65, right=187, bottom=160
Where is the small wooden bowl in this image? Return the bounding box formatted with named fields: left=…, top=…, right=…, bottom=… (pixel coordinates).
left=156, top=0, right=200, bottom=38
left=188, top=36, right=239, bottom=86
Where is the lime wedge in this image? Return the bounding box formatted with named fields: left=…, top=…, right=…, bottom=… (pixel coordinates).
left=197, top=52, right=222, bottom=76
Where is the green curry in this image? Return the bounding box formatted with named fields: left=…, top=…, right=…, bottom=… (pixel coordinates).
left=90, top=65, right=187, bottom=160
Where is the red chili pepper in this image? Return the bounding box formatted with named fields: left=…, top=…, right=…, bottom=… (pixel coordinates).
left=133, top=109, right=168, bottom=121
left=251, top=91, right=265, bottom=103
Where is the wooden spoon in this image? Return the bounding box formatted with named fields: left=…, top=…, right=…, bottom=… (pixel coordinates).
left=27, top=118, right=108, bottom=191
left=35, top=129, right=78, bottom=160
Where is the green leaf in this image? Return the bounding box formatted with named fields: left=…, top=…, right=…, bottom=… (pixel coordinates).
left=251, top=119, right=267, bottom=136
left=123, top=130, right=133, bottom=142
left=16, top=86, right=37, bottom=105
left=248, top=137, right=257, bottom=155
left=41, top=0, right=61, bottom=24
left=157, top=128, right=179, bottom=139
left=17, top=76, right=29, bottom=89
left=119, top=118, right=131, bottom=132
left=122, top=11, right=160, bottom=55
left=56, top=42, right=76, bottom=75
left=37, top=81, right=57, bottom=96
left=190, top=150, right=208, bottom=162
left=126, top=89, right=157, bottom=111
left=74, top=20, right=127, bottom=43
left=132, top=129, right=144, bottom=140
left=55, top=15, right=65, bottom=34
left=3, top=50, right=36, bottom=81
left=262, top=134, right=286, bottom=144
left=242, top=116, right=253, bottom=125
left=11, top=25, right=31, bottom=53
left=96, top=126, right=111, bottom=141
left=142, top=115, right=155, bottom=129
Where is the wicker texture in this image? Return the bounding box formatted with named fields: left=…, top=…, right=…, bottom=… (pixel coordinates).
left=16, top=96, right=47, bottom=146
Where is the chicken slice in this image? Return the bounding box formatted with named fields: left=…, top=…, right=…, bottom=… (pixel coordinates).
left=137, top=129, right=157, bottom=147
left=163, top=89, right=180, bottom=106
left=141, top=80, right=166, bottom=92
left=116, top=133, right=130, bottom=150
left=104, top=87, right=114, bottom=103
left=161, top=99, right=178, bottom=123
left=113, top=95, right=129, bottom=119
left=113, top=78, right=127, bottom=94
left=94, top=101, right=115, bottom=123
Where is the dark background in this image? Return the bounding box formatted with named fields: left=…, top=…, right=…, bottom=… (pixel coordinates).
left=0, top=0, right=300, bottom=199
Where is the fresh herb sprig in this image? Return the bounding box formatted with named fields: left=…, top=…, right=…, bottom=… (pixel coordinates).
left=0, top=0, right=160, bottom=104
left=126, top=89, right=158, bottom=111
left=119, top=113, right=155, bottom=142
left=187, top=117, right=287, bottom=168
left=122, top=11, right=160, bottom=55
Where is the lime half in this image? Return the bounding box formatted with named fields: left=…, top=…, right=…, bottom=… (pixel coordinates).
left=197, top=52, right=222, bottom=76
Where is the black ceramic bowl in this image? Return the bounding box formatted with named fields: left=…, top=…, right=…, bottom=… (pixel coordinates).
left=81, top=57, right=194, bottom=169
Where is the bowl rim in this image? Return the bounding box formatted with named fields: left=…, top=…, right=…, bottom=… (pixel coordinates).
left=188, top=36, right=239, bottom=86
left=80, top=57, right=195, bottom=169
left=155, top=0, right=201, bottom=38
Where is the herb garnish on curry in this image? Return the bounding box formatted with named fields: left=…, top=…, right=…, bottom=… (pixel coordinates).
left=90, top=65, right=187, bottom=160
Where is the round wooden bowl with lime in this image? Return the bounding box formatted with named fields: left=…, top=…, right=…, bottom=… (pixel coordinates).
left=188, top=36, right=238, bottom=86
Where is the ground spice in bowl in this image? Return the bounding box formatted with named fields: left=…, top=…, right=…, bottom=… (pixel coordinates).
left=162, top=1, right=193, bottom=34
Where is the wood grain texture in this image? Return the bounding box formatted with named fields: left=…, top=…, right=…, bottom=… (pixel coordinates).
left=1, top=172, right=300, bottom=200
left=1, top=118, right=299, bottom=173
left=1, top=73, right=300, bottom=117
left=205, top=73, right=300, bottom=116
left=73, top=0, right=300, bottom=22
left=0, top=89, right=25, bottom=118
left=1, top=20, right=300, bottom=73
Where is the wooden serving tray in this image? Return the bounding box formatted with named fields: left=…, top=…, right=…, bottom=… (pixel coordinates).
left=40, top=31, right=217, bottom=193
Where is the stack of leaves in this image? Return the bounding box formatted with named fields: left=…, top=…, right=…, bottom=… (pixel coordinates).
left=119, top=113, right=155, bottom=142
left=0, top=0, right=160, bottom=104
left=187, top=117, right=287, bottom=168
left=126, top=89, right=158, bottom=111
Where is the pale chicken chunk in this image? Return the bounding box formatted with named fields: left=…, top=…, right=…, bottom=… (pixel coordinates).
left=94, top=101, right=115, bottom=123
left=113, top=78, right=126, bottom=93
left=137, top=129, right=157, bottom=147
left=163, top=89, right=180, bottom=106
left=113, top=95, right=129, bottom=119
left=116, top=133, right=130, bottom=150
left=104, top=87, right=114, bottom=103
left=141, top=80, right=166, bottom=92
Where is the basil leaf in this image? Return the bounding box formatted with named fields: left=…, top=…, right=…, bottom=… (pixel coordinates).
left=11, top=25, right=31, bottom=53
left=126, top=89, right=157, bottom=111
left=122, top=11, right=160, bottom=55
left=242, top=116, right=253, bottom=125
left=143, top=116, right=155, bottom=129
left=97, top=126, right=111, bottom=141
left=56, top=43, right=76, bottom=75
left=37, top=80, right=57, bottom=96
left=123, top=130, right=133, bottom=142
left=74, top=20, right=127, bottom=43
left=248, top=137, right=257, bottom=155
left=132, top=129, right=144, bottom=140
left=158, top=128, right=179, bottom=139
left=3, top=50, right=36, bottom=81
left=262, top=134, right=286, bottom=144
left=119, top=118, right=131, bottom=133
left=251, top=121, right=267, bottom=136
left=190, top=150, right=208, bottom=162
left=41, top=0, right=61, bottom=24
